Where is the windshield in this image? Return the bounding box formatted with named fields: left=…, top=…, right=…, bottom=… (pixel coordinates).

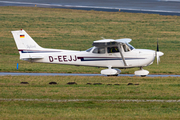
left=127, top=43, right=135, bottom=50
left=122, top=43, right=135, bottom=52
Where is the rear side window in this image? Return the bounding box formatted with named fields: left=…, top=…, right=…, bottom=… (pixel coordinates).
left=86, top=47, right=93, bottom=52
left=92, top=47, right=105, bottom=54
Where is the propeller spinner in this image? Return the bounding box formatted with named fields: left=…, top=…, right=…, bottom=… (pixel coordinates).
left=156, top=39, right=164, bottom=64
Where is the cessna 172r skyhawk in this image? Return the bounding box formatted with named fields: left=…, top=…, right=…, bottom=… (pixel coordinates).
left=11, top=29, right=164, bottom=77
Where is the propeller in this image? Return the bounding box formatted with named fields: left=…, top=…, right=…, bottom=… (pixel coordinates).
left=156, top=39, right=164, bottom=64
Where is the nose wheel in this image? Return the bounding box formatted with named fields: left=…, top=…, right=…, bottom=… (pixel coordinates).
left=134, top=67, right=149, bottom=77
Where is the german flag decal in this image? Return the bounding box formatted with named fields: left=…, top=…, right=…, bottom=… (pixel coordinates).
left=20, top=35, right=25, bottom=38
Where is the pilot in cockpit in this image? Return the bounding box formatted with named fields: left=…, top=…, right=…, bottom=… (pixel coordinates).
left=108, top=47, right=119, bottom=53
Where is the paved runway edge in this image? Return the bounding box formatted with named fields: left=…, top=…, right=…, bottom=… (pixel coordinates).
left=0, top=72, right=180, bottom=77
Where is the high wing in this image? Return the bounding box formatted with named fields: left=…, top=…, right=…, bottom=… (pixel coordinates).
left=92, top=38, right=132, bottom=47
left=92, top=38, right=132, bottom=66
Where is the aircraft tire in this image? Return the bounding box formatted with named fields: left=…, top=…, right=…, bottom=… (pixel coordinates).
left=107, top=74, right=118, bottom=77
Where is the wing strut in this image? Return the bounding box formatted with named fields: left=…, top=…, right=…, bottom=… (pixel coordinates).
left=117, top=43, right=127, bottom=66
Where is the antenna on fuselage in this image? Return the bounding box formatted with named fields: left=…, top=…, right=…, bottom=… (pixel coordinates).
left=101, top=37, right=105, bottom=39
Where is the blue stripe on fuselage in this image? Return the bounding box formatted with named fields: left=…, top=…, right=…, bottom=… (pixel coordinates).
left=78, top=57, right=145, bottom=61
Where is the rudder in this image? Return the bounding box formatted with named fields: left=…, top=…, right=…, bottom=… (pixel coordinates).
left=11, top=29, right=43, bottom=60
left=11, top=29, right=42, bottom=50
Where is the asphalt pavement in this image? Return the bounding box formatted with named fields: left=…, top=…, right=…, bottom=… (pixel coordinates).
left=1, top=0, right=180, bottom=15
left=1, top=72, right=180, bottom=77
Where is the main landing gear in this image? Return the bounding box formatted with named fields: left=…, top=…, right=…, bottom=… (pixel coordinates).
left=101, top=68, right=121, bottom=76
left=134, top=67, right=149, bottom=77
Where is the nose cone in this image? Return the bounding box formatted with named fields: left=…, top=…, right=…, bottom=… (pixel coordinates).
left=157, top=51, right=164, bottom=56
left=156, top=51, right=164, bottom=64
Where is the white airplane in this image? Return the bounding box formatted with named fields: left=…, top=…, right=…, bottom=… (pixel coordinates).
left=11, top=29, right=164, bottom=77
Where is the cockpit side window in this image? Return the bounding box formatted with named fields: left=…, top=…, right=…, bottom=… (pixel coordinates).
left=107, top=46, right=119, bottom=53
left=122, top=43, right=134, bottom=52
left=123, top=44, right=130, bottom=52
left=92, top=47, right=105, bottom=54
left=127, top=43, right=135, bottom=50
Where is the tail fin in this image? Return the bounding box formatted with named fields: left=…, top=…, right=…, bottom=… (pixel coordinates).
left=11, top=29, right=43, bottom=60
left=11, top=29, right=42, bottom=50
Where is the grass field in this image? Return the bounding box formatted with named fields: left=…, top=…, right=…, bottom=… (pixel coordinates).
left=0, top=6, right=180, bottom=74
left=0, top=76, right=180, bottom=119
left=0, top=6, right=180, bottom=119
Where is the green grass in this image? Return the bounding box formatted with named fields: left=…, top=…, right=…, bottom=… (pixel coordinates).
left=0, top=6, right=180, bottom=74
left=0, top=76, right=180, bottom=119
left=1, top=101, right=179, bottom=120
left=0, top=76, right=180, bottom=100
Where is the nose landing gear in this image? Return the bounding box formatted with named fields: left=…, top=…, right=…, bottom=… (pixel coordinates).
left=134, top=67, right=149, bottom=77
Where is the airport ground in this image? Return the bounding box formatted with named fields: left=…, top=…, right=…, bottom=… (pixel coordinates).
left=0, top=6, right=180, bottom=119
left=0, top=76, right=180, bottom=119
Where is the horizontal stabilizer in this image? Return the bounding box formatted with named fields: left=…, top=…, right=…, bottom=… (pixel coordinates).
left=20, top=55, right=44, bottom=61
left=30, top=55, right=44, bottom=59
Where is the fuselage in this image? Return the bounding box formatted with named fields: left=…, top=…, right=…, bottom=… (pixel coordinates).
left=27, top=46, right=156, bottom=68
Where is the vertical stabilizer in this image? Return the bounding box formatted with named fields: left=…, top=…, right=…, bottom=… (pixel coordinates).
left=11, top=29, right=43, bottom=59
left=11, top=29, right=42, bottom=50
